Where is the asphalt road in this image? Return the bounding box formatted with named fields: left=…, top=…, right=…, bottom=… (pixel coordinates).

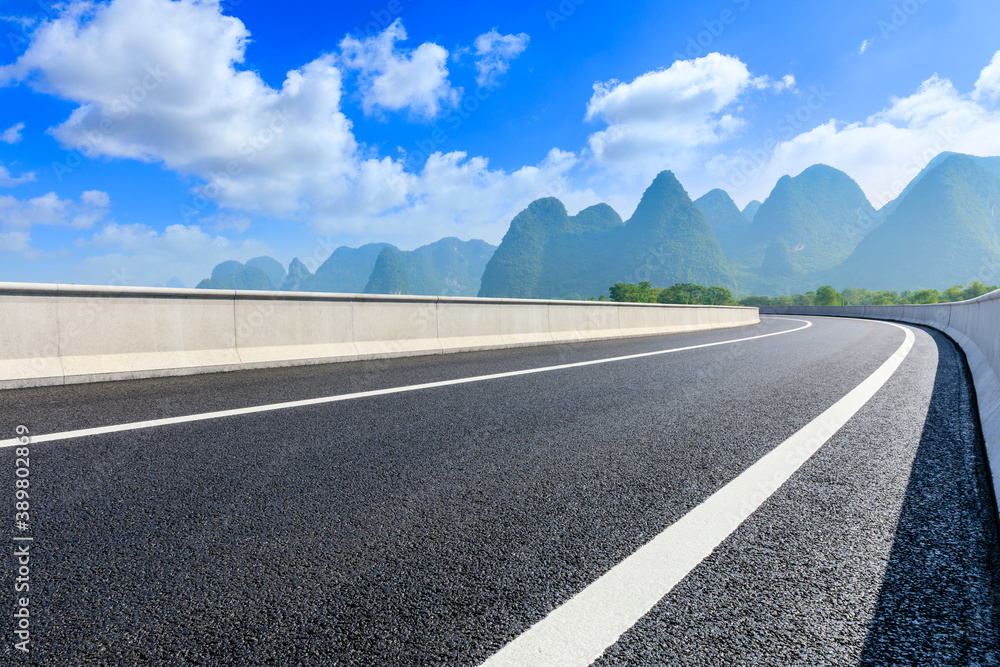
left=1, top=315, right=998, bottom=665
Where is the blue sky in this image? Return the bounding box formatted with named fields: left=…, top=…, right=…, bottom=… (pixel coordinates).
left=2, top=0, right=1000, bottom=287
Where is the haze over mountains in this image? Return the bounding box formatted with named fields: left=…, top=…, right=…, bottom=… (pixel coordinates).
left=195, top=151, right=1000, bottom=298
left=197, top=238, right=495, bottom=297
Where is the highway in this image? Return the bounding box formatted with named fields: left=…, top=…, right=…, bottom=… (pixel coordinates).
left=1, top=315, right=998, bottom=665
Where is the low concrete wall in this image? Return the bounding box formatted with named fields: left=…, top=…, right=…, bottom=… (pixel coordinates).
left=0, top=282, right=759, bottom=389
left=761, top=293, right=1000, bottom=521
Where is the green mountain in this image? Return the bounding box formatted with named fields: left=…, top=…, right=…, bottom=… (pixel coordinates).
left=477, top=197, right=572, bottom=298
left=364, top=237, right=497, bottom=296
left=479, top=171, right=736, bottom=298
left=364, top=247, right=412, bottom=295
left=532, top=203, right=626, bottom=298
left=731, top=164, right=875, bottom=273
left=298, top=243, right=392, bottom=293
left=742, top=200, right=762, bottom=221
left=760, top=237, right=796, bottom=278
left=695, top=188, right=752, bottom=256
left=827, top=154, right=1000, bottom=290
left=197, top=262, right=273, bottom=290
left=246, top=256, right=287, bottom=291
left=281, top=258, right=313, bottom=291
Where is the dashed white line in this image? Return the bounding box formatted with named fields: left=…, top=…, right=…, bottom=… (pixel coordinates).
left=0, top=319, right=812, bottom=448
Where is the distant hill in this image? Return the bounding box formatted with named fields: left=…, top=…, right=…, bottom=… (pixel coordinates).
left=281, top=258, right=313, bottom=291
left=246, top=256, right=286, bottom=291
left=197, top=263, right=273, bottom=290
left=827, top=154, right=1000, bottom=290
left=479, top=171, right=736, bottom=298
left=733, top=164, right=876, bottom=273
left=364, top=237, right=496, bottom=296
left=695, top=188, right=752, bottom=257
left=742, top=200, right=762, bottom=221
left=189, top=152, right=1000, bottom=299
left=364, top=247, right=413, bottom=294
left=196, top=239, right=494, bottom=297
left=298, top=243, right=393, bottom=293
left=196, top=256, right=284, bottom=290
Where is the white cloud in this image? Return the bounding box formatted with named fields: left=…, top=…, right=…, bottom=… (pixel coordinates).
left=773, top=74, right=796, bottom=92
left=704, top=52, right=1000, bottom=208
left=74, top=222, right=272, bottom=287
left=859, top=38, right=873, bottom=55
left=0, top=190, right=110, bottom=255
left=0, top=164, right=35, bottom=187
left=974, top=50, right=1000, bottom=103
left=0, top=0, right=590, bottom=254
left=472, top=29, right=529, bottom=88
left=339, top=19, right=460, bottom=118
left=1, top=122, right=24, bottom=144
left=335, top=147, right=599, bottom=248
left=584, top=54, right=791, bottom=175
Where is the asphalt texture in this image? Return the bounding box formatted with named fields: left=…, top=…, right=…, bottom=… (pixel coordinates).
left=0, top=315, right=997, bottom=665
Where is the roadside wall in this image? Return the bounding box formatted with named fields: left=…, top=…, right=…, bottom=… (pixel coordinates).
left=0, top=283, right=759, bottom=389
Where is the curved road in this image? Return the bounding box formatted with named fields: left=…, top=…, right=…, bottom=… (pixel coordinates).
left=1, top=315, right=998, bottom=665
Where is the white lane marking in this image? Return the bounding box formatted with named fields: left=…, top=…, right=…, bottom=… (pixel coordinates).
left=480, top=320, right=915, bottom=667
left=0, top=319, right=812, bottom=448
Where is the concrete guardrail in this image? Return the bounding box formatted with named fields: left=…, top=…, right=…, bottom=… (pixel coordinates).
left=761, top=293, right=1000, bottom=525
left=0, top=282, right=759, bottom=389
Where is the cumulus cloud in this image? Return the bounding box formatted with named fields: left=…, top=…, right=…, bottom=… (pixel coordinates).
left=0, top=190, right=111, bottom=254
left=472, top=29, right=529, bottom=88
left=584, top=54, right=792, bottom=174
left=339, top=19, right=460, bottom=118
left=338, top=147, right=599, bottom=248
left=705, top=51, right=1000, bottom=208
left=974, top=50, right=1000, bottom=103
left=74, top=222, right=272, bottom=287
left=1, top=122, right=24, bottom=144
left=0, top=0, right=585, bottom=252
left=0, top=164, right=35, bottom=187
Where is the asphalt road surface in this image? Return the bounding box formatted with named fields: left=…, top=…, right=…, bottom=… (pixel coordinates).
left=1, top=315, right=998, bottom=665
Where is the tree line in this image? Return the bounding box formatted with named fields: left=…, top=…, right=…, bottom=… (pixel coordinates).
left=595, top=281, right=999, bottom=306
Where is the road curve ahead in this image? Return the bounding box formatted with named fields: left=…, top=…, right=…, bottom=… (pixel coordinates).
left=1, top=315, right=997, bottom=665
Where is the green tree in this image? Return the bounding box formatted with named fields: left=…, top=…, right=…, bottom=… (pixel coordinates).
left=705, top=286, right=736, bottom=305
left=658, top=283, right=705, bottom=304
left=739, top=296, right=773, bottom=307
left=963, top=281, right=991, bottom=300
left=911, top=289, right=941, bottom=304
left=942, top=285, right=964, bottom=302
left=814, top=285, right=841, bottom=306
left=792, top=292, right=816, bottom=306
left=608, top=282, right=639, bottom=302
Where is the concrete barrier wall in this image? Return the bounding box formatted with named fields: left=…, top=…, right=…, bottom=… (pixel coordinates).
left=0, top=282, right=759, bottom=389
left=761, top=292, right=1000, bottom=521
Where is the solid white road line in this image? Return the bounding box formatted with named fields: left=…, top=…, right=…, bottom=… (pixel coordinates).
left=480, top=320, right=915, bottom=667
left=0, top=319, right=812, bottom=448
